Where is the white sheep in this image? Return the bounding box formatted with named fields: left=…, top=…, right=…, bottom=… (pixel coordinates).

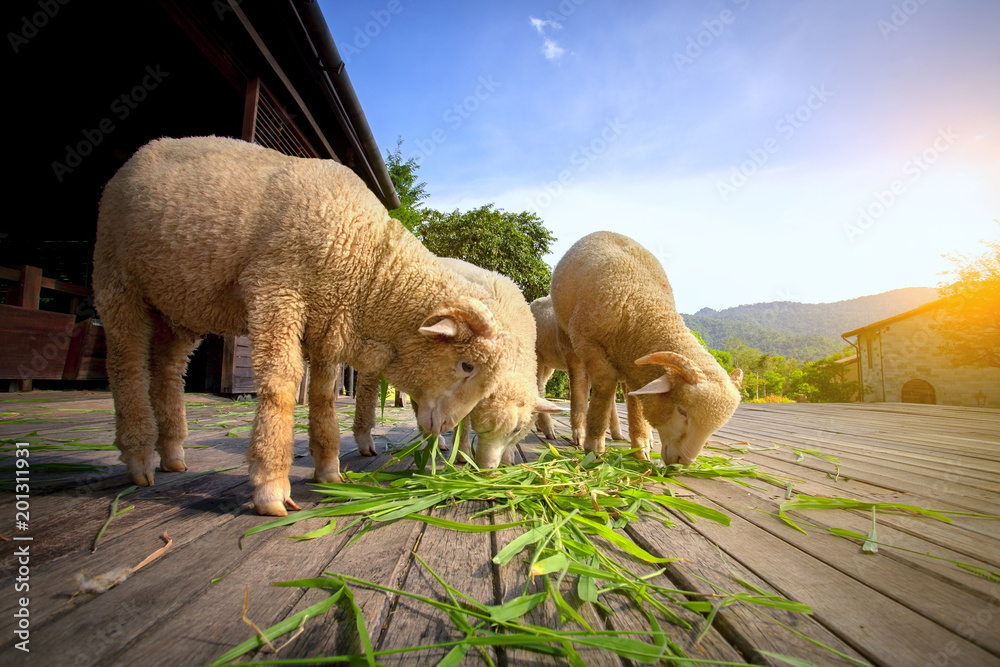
left=530, top=295, right=623, bottom=441
left=352, top=257, right=562, bottom=467
left=93, top=136, right=519, bottom=516
left=549, top=231, right=743, bottom=464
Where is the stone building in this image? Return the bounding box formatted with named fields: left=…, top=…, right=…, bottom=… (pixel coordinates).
left=842, top=298, right=1000, bottom=407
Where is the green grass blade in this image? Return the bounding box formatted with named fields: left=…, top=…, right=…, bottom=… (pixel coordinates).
left=210, top=587, right=345, bottom=665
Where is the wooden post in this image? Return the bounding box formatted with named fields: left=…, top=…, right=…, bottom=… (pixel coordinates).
left=394, top=389, right=405, bottom=408
left=12, top=265, right=42, bottom=390
left=220, top=335, right=237, bottom=394
left=334, top=363, right=344, bottom=397
left=12, top=265, right=42, bottom=309
left=344, top=365, right=353, bottom=396
left=296, top=366, right=309, bottom=405
left=242, top=76, right=260, bottom=143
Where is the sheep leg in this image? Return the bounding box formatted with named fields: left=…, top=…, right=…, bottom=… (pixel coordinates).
left=582, top=367, right=618, bottom=456
left=308, top=358, right=343, bottom=484
left=457, top=415, right=472, bottom=460
left=148, top=314, right=200, bottom=474
left=102, top=296, right=158, bottom=486
left=534, top=366, right=557, bottom=439
left=246, top=298, right=305, bottom=517
left=626, top=392, right=653, bottom=460
left=351, top=372, right=380, bottom=456
left=608, top=387, right=624, bottom=440
left=558, top=329, right=588, bottom=446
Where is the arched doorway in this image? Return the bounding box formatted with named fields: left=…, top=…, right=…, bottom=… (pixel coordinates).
left=901, top=379, right=936, bottom=404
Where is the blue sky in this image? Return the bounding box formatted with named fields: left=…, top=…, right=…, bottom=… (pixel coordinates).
left=319, top=0, right=1000, bottom=313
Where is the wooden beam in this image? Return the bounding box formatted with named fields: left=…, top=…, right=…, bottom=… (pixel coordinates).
left=39, top=277, right=91, bottom=298
left=61, top=318, right=93, bottom=381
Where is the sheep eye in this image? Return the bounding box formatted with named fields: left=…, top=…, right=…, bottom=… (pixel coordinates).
left=677, top=406, right=688, bottom=417
left=460, top=361, right=475, bottom=375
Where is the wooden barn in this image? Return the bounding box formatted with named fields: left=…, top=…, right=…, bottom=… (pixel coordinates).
left=4, top=0, right=398, bottom=395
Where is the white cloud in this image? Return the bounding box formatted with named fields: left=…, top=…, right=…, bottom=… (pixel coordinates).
left=529, top=15, right=565, bottom=60
left=542, top=39, right=565, bottom=60
left=529, top=16, right=562, bottom=35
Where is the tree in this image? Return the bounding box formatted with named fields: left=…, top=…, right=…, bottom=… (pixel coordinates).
left=800, top=358, right=857, bottom=403
left=935, top=223, right=1000, bottom=368
left=384, top=138, right=428, bottom=232
left=416, top=204, right=557, bottom=302
left=545, top=370, right=569, bottom=399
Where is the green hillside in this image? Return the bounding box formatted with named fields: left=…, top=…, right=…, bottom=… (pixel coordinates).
left=683, top=287, right=939, bottom=361
left=683, top=315, right=844, bottom=360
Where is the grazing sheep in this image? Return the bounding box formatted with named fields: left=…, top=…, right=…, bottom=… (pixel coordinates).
left=549, top=231, right=743, bottom=464
left=93, top=136, right=517, bottom=516
left=352, top=258, right=562, bottom=467
left=530, top=295, right=623, bottom=441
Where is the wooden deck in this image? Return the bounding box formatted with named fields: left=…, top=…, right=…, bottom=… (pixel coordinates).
left=1, top=391, right=998, bottom=666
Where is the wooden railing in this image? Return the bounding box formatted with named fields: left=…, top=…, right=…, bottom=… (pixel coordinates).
left=0, top=265, right=104, bottom=391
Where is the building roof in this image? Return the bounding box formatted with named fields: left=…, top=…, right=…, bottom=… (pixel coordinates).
left=841, top=297, right=952, bottom=338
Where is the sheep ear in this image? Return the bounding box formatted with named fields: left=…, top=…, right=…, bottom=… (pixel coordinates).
left=634, top=351, right=706, bottom=385
left=420, top=297, right=497, bottom=339
left=534, top=397, right=566, bottom=413
left=730, top=368, right=744, bottom=390
left=419, top=318, right=459, bottom=338
left=629, top=375, right=674, bottom=396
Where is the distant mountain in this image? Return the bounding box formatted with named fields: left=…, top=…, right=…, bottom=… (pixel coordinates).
left=682, top=287, right=940, bottom=361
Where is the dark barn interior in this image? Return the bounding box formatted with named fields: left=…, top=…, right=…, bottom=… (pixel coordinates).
left=5, top=0, right=397, bottom=393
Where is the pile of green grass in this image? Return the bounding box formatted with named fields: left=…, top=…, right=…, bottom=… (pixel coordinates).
left=226, top=440, right=858, bottom=666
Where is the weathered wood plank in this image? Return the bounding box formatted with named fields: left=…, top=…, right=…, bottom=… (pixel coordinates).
left=377, top=501, right=497, bottom=666
left=683, top=476, right=1000, bottom=657
left=663, top=492, right=1000, bottom=666
left=0, top=501, right=281, bottom=667
left=733, top=447, right=1000, bottom=570
left=626, top=514, right=868, bottom=666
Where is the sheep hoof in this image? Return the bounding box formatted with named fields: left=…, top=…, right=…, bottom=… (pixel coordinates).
left=255, top=500, right=288, bottom=517
left=355, top=433, right=378, bottom=456
left=542, top=430, right=556, bottom=440
left=160, top=458, right=188, bottom=473
left=631, top=449, right=650, bottom=461
left=124, top=456, right=157, bottom=486
left=610, top=430, right=625, bottom=441
left=314, top=470, right=343, bottom=484
left=129, top=471, right=155, bottom=486
left=255, top=496, right=301, bottom=516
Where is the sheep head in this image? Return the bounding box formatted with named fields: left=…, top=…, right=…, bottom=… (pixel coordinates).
left=387, top=296, right=505, bottom=436
left=629, top=351, right=742, bottom=465
left=469, top=377, right=564, bottom=467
